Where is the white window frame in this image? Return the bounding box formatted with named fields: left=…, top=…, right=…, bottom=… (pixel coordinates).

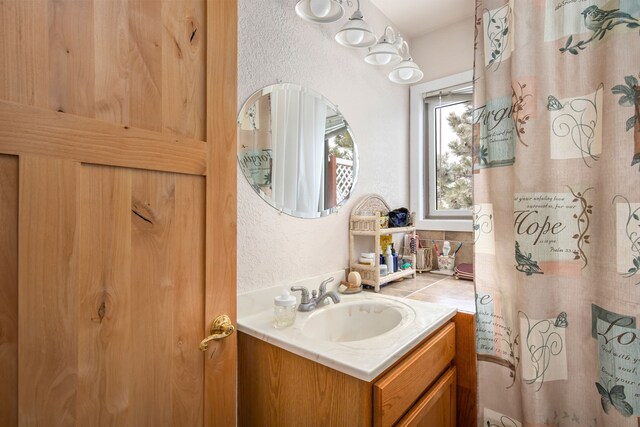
left=410, top=70, right=473, bottom=232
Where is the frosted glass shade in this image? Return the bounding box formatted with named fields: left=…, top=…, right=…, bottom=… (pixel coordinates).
left=335, top=12, right=376, bottom=48
left=365, top=40, right=402, bottom=65
left=388, top=59, right=424, bottom=84
left=295, top=0, right=344, bottom=23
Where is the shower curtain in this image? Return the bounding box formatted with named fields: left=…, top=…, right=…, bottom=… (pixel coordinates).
left=473, top=1, right=640, bottom=426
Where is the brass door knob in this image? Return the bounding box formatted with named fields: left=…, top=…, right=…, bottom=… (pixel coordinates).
left=199, top=314, right=234, bottom=351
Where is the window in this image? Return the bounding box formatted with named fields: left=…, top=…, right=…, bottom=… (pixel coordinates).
left=427, top=92, right=472, bottom=215
left=410, top=71, right=473, bottom=231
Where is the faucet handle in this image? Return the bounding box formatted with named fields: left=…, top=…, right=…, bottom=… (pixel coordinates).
left=290, top=286, right=310, bottom=304
left=318, top=277, right=334, bottom=295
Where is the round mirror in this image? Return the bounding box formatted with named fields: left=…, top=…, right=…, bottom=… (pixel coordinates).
left=238, top=83, right=359, bottom=218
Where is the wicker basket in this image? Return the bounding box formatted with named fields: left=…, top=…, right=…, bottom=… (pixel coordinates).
left=415, top=247, right=434, bottom=273
left=349, top=194, right=391, bottom=232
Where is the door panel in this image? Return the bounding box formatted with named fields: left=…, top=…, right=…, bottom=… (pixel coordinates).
left=77, top=165, right=133, bottom=426
left=18, top=157, right=80, bottom=425
left=17, top=159, right=207, bottom=425
left=0, top=1, right=48, bottom=107
left=127, top=168, right=205, bottom=426
left=0, top=0, right=206, bottom=140
left=0, top=154, right=18, bottom=425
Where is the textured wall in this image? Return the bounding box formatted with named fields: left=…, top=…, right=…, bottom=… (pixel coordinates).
left=238, top=1, right=409, bottom=293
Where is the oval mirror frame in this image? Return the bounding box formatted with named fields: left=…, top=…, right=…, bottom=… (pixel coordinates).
left=237, top=83, right=359, bottom=218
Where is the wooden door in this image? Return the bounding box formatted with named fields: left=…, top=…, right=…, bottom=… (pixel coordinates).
left=0, top=1, right=237, bottom=426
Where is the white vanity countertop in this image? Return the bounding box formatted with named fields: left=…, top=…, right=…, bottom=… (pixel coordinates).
left=237, top=281, right=456, bottom=382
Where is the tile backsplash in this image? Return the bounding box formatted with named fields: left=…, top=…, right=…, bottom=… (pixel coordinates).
left=416, top=230, right=474, bottom=269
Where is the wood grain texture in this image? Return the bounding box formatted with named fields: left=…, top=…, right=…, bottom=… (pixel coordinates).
left=0, top=100, right=208, bottom=175
left=48, top=0, right=95, bottom=116
left=161, top=0, right=206, bottom=140
left=18, top=156, right=80, bottom=425
left=374, top=322, right=455, bottom=427
left=238, top=333, right=372, bottom=427
left=1, top=0, right=206, bottom=138
left=0, top=0, right=48, bottom=107
left=0, top=155, right=18, bottom=426
left=18, top=161, right=208, bottom=426
left=93, top=0, right=130, bottom=125
left=129, top=169, right=205, bottom=426
left=2, top=0, right=235, bottom=423
left=77, top=165, right=133, bottom=426
left=128, top=0, right=162, bottom=133
left=170, top=172, right=205, bottom=426
left=396, top=367, right=456, bottom=427
left=453, top=312, right=476, bottom=427
left=205, top=1, right=237, bottom=426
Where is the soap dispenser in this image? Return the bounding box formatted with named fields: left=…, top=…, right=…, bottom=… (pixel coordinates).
left=385, top=244, right=394, bottom=275
left=273, top=288, right=296, bottom=328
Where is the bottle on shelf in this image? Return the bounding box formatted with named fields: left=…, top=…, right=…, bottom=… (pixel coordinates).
left=385, top=244, right=394, bottom=274
left=391, top=243, right=398, bottom=272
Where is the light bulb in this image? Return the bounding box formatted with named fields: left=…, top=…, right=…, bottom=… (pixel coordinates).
left=345, top=29, right=364, bottom=45
left=310, top=0, right=331, bottom=18
left=398, top=67, right=414, bottom=81
left=377, top=53, right=391, bottom=65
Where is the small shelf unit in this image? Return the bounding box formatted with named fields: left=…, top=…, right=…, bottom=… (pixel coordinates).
left=349, top=194, right=417, bottom=293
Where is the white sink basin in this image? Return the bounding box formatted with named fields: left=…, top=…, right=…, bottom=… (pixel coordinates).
left=303, top=300, right=407, bottom=342
left=237, top=279, right=457, bottom=382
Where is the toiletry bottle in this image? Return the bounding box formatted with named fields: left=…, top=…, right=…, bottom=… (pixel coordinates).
left=443, top=241, right=451, bottom=257
left=385, top=244, right=394, bottom=274
left=391, top=243, right=398, bottom=272
left=274, top=289, right=296, bottom=328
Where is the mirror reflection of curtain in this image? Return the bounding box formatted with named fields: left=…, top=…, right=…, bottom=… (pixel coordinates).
left=271, top=88, right=327, bottom=215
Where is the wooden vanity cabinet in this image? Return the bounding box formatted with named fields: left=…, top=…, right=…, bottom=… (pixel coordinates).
left=238, top=322, right=456, bottom=427
left=373, top=323, right=455, bottom=426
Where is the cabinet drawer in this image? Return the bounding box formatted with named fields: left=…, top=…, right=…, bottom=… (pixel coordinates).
left=396, top=367, right=456, bottom=427
left=373, top=322, right=455, bottom=427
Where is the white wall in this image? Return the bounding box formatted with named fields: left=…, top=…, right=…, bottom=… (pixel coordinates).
left=238, top=1, right=409, bottom=293
left=409, top=17, right=475, bottom=82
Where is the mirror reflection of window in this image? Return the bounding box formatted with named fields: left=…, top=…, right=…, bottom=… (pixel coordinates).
left=325, top=112, right=354, bottom=208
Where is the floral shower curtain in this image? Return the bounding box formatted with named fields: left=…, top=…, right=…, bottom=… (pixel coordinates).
left=473, top=1, right=640, bottom=426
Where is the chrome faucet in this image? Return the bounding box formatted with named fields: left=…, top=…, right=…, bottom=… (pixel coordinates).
left=291, top=277, right=340, bottom=312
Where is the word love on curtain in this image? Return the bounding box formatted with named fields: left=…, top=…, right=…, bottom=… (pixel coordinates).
left=472, top=1, right=640, bottom=426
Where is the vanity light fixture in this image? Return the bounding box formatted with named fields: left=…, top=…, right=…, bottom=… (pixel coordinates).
left=364, top=26, right=403, bottom=66
left=388, top=41, right=424, bottom=84
left=295, top=0, right=345, bottom=23
left=295, top=1, right=422, bottom=84
left=334, top=0, right=376, bottom=48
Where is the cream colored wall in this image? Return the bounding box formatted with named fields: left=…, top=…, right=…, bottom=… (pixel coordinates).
left=237, top=1, right=409, bottom=293
left=409, top=17, right=475, bottom=82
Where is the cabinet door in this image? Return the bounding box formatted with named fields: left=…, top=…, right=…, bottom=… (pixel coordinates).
left=396, top=367, right=456, bottom=427
left=374, top=323, right=455, bottom=427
